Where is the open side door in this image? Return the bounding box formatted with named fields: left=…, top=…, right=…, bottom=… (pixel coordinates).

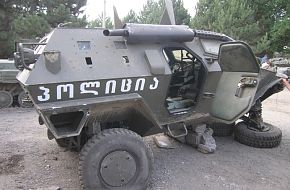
left=210, top=42, right=260, bottom=123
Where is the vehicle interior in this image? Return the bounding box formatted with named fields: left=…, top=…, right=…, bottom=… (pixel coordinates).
left=163, top=47, right=204, bottom=114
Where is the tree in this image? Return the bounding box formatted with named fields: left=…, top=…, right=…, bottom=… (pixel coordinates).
left=88, top=15, right=113, bottom=29
left=247, top=0, right=289, bottom=52
left=122, top=0, right=190, bottom=25
left=172, top=0, right=190, bottom=25
left=138, top=0, right=162, bottom=24
left=269, top=18, right=290, bottom=52
left=193, top=0, right=290, bottom=54
left=192, top=0, right=260, bottom=50
left=0, top=0, right=87, bottom=58
left=256, top=33, right=271, bottom=54
left=123, top=10, right=139, bottom=23
left=42, top=0, right=87, bottom=27
left=12, top=15, right=50, bottom=39
left=0, top=1, right=19, bottom=58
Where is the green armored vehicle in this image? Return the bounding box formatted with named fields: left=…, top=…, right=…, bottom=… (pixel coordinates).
left=13, top=1, right=284, bottom=189
left=0, top=59, right=33, bottom=108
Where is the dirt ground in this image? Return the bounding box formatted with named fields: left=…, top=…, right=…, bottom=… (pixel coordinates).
left=0, top=90, right=289, bottom=190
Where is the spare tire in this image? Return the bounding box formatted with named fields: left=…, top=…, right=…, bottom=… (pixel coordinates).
left=234, top=122, right=282, bottom=148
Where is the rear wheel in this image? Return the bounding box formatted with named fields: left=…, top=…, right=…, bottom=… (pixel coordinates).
left=0, top=91, right=13, bottom=108
left=79, top=128, right=153, bottom=190
left=234, top=122, right=282, bottom=148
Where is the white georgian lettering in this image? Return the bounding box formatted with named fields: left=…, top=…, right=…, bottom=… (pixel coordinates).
left=135, top=78, right=145, bottom=91
left=105, top=80, right=116, bottom=94
left=121, top=79, right=132, bottom=92
left=37, top=86, right=50, bottom=102
left=149, top=77, right=159, bottom=90
left=57, top=84, right=74, bottom=100
left=80, top=81, right=100, bottom=95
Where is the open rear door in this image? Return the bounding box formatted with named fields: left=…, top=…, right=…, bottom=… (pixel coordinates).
left=210, top=42, right=260, bottom=123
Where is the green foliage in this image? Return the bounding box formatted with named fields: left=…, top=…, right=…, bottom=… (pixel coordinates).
left=193, top=0, right=290, bottom=54
left=68, top=15, right=88, bottom=28
left=123, top=10, right=139, bottom=23
left=1, top=0, right=288, bottom=58
left=12, top=15, right=51, bottom=39
left=247, top=0, right=289, bottom=53
left=255, top=33, right=271, bottom=54
left=138, top=0, right=162, bottom=24
left=88, top=15, right=113, bottom=29
left=270, top=18, right=290, bottom=52
left=45, top=4, right=71, bottom=27
left=192, top=0, right=260, bottom=46
left=0, top=0, right=87, bottom=58
left=172, top=0, right=190, bottom=25
left=122, top=0, right=190, bottom=25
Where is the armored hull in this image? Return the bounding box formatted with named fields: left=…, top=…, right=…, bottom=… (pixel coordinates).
left=14, top=22, right=284, bottom=190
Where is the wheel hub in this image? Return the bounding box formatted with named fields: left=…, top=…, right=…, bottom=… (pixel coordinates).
left=100, top=150, right=137, bottom=187
left=0, top=91, right=13, bottom=108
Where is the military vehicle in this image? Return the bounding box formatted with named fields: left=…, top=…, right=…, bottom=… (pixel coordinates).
left=0, top=59, right=33, bottom=108
left=13, top=1, right=284, bottom=189
left=270, top=56, right=290, bottom=82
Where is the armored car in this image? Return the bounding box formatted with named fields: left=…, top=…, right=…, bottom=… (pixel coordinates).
left=13, top=1, right=284, bottom=189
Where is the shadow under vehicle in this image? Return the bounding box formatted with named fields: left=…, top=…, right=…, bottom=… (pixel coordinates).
left=13, top=1, right=284, bottom=189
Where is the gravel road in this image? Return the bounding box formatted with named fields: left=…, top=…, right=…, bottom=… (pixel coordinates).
left=0, top=90, right=289, bottom=190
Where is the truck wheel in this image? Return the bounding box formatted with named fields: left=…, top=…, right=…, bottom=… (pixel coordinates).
left=18, top=91, right=33, bottom=108
left=0, top=91, right=13, bottom=108
left=234, top=122, right=282, bottom=148
left=209, top=123, right=234, bottom=137
left=79, top=128, right=153, bottom=190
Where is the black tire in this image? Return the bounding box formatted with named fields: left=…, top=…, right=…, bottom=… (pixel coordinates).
left=234, top=122, right=282, bottom=148
left=209, top=123, right=234, bottom=137
left=79, top=128, right=153, bottom=190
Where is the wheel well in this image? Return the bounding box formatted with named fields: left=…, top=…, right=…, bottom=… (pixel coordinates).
left=100, top=109, right=162, bottom=137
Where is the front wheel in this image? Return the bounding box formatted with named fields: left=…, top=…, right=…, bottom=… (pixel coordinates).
left=79, top=128, right=153, bottom=190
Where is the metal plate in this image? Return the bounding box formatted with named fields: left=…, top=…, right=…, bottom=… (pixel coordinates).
left=100, top=150, right=137, bottom=187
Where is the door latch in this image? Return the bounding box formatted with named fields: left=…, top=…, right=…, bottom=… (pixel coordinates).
left=235, top=77, right=258, bottom=97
